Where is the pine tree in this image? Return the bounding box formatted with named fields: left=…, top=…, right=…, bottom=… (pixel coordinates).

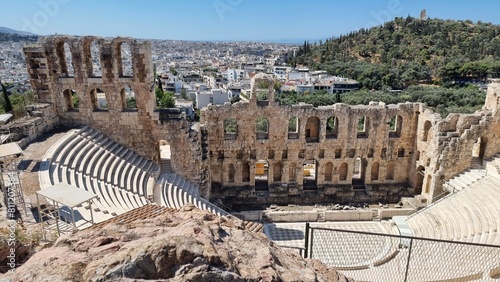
left=0, top=79, right=13, bottom=113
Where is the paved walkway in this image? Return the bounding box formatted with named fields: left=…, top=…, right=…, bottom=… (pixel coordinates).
left=265, top=221, right=398, bottom=268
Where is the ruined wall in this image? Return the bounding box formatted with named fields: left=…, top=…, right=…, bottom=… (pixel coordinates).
left=24, top=36, right=159, bottom=159
left=24, top=37, right=500, bottom=205
left=201, top=74, right=422, bottom=204
left=410, top=80, right=500, bottom=201
left=24, top=36, right=205, bottom=194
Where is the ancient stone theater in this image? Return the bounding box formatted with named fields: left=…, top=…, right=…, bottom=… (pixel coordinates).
left=22, top=35, right=500, bottom=209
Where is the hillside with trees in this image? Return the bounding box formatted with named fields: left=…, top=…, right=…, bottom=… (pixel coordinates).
left=291, top=17, right=500, bottom=90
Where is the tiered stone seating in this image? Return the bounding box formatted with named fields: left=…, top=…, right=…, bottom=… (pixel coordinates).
left=445, top=168, right=486, bottom=192
left=40, top=127, right=159, bottom=225
left=158, top=172, right=229, bottom=217
left=406, top=160, right=500, bottom=245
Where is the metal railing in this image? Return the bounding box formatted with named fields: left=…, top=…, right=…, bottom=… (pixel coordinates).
left=301, top=223, right=500, bottom=282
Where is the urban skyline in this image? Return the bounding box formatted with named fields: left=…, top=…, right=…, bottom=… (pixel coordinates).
left=2, top=0, right=500, bottom=42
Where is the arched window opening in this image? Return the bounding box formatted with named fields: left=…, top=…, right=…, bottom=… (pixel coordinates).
left=339, top=162, right=348, bottom=181
left=63, top=89, right=78, bottom=111
left=90, top=88, right=107, bottom=111
left=256, top=117, right=269, bottom=139
left=273, top=162, right=282, bottom=182
left=324, top=162, right=333, bottom=181
left=89, top=40, right=102, bottom=77
left=368, top=148, right=374, bottom=158
left=288, top=116, right=299, bottom=139
left=228, top=164, right=235, bottom=183
left=389, top=115, right=403, bottom=138
left=63, top=43, right=74, bottom=77
left=121, top=86, right=136, bottom=111
left=371, top=162, right=379, bottom=180
left=55, top=42, right=68, bottom=76
left=381, top=148, right=387, bottom=159
left=120, top=42, right=133, bottom=77
left=305, top=116, right=320, bottom=142
left=422, top=120, right=432, bottom=142
left=224, top=118, right=237, bottom=140
left=357, top=116, right=369, bottom=138
left=326, top=116, right=338, bottom=139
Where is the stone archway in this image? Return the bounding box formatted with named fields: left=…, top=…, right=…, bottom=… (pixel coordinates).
left=303, top=160, right=317, bottom=190
left=415, top=166, right=425, bottom=194
left=255, top=160, right=269, bottom=191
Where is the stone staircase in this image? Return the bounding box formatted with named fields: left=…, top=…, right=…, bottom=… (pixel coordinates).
left=405, top=155, right=500, bottom=245
left=160, top=159, right=172, bottom=173
left=444, top=168, right=486, bottom=192
left=470, top=157, right=483, bottom=169
left=485, top=154, right=500, bottom=175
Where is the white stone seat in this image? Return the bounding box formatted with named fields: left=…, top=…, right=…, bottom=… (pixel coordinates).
left=50, top=131, right=79, bottom=164
left=58, top=136, right=84, bottom=167
left=67, top=132, right=99, bottom=169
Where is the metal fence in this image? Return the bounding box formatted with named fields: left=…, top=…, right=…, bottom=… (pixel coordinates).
left=301, top=223, right=500, bottom=282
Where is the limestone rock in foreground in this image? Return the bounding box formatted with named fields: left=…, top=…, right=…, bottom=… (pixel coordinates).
left=4, top=205, right=353, bottom=282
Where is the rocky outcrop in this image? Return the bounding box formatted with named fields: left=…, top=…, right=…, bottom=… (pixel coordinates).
left=3, top=205, right=353, bottom=282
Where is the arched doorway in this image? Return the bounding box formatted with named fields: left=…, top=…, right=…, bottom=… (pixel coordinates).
left=242, top=162, right=250, bottom=182
left=158, top=140, right=171, bottom=173
left=324, top=162, right=333, bottom=181
left=339, top=163, right=348, bottom=181
left=415, top=166, right=425, bottom=194
left=305, top=117, right=320, bottom=142
left=352, top=157, right=365, bottom=186
left=303, top=160, right=317, bottom=190
left=255, top=160, right=269, bottom=191
left=371, top=162, right=379, bottom=181
left=273, top=162, right=282, bottom=182
left=228, top=164, right=235, bottom=183
left=471, top=137, right=487, bottom=168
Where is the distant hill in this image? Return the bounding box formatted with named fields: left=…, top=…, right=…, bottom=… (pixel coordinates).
left=0, top=26, right=36, bottom=36
left=0, top=27, right=38, bottom=42
left=292, top=17, right=500, bottom=89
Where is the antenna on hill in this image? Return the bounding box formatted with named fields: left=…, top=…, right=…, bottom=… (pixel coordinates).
left=420, top=9, right=428, bottom=20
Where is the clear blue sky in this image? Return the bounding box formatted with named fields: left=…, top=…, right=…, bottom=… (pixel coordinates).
left=2, top=0, right=500, bottom=41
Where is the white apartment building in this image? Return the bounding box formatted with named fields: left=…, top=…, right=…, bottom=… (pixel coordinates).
left=273, top=66, right=291, bottom=81
left=196, top=89, right=230, bottom=109
left=227, top=69, right=245, bottom=82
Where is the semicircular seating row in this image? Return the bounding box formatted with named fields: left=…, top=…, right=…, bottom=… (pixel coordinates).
left=405, top=157, right=500, bottom=246
left=40, top=127, right=159, bottom=223
left=156, top=173, right=263, bottom=233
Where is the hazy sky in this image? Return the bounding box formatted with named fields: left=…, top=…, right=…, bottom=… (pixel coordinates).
left=2, top=0, right=500, bottom=41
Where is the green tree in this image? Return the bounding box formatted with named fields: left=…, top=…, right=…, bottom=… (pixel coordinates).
left=0, top=79, right=13, bottom=113
left=155, top=87, right=175, bottom=108
left=169, top=67, right=178, bottom=76
left=256, top=117, right=268, bottom=133
left=224, top=118, right=237, bottom=133
left=180, top=88, right=188, bottom=100
left=126, top=97, right=137, bottom=109
left=72, top=92, right=79, bottom=108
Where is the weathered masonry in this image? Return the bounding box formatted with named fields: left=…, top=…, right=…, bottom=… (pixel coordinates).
left=24, top=36, right=500, bottom=206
